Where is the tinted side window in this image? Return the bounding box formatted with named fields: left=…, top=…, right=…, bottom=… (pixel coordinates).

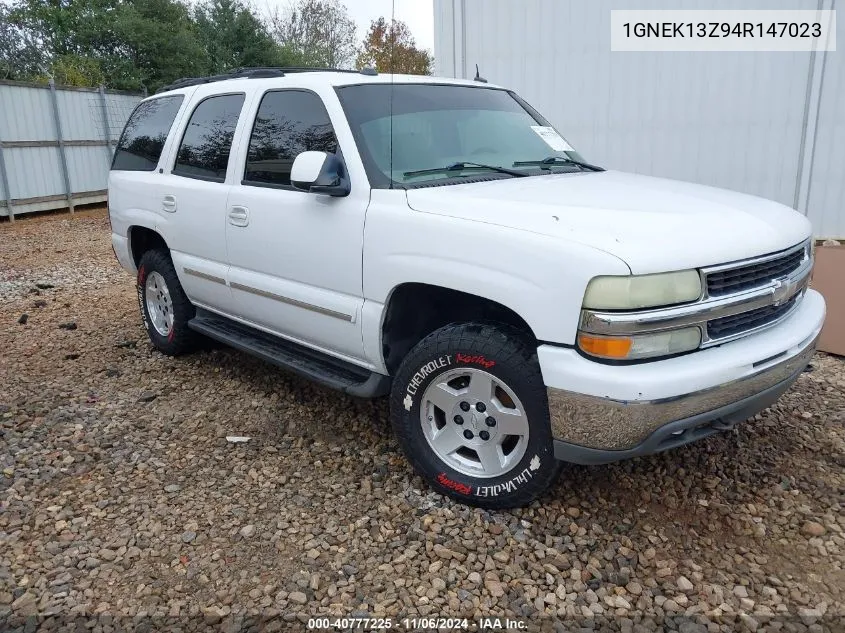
left=244, top=90, right=338, bottom=187
left=112, top=95, right=183, bottom=171
left=173, top=94, right=245, bottom=182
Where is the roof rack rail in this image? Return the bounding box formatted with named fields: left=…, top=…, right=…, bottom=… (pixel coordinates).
left=157, top=67, right=378, bottom=93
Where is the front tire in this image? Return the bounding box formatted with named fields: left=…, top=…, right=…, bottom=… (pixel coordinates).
left=390, top=323, right=560, bottom=509
left=137, top=249, right=196, bottom=356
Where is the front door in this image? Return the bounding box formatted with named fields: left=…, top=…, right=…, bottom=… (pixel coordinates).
left=225, top=88, right=368, bottom=363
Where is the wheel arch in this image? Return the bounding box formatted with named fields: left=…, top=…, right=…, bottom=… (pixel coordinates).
left=380, top=282, right=538, bottom=376
left=128, top=225, right=169, bottom=266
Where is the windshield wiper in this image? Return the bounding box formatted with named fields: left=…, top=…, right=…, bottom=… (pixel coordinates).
left=513, top=156, right=605, bottom=172
left=403, top=162, right=528, bottom=179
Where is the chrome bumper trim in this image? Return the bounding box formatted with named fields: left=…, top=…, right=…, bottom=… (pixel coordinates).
left=547, top=334, right=818, bottom=451
left=579, top=253, right=812, bottom=347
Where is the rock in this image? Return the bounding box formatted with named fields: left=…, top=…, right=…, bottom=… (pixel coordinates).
left=801, top=521, right=826, bottom=537
left=181, top=531, right=197, bottom=543
left=798, top=607, right=821, bottom=625
left=58, top=322, right=77, bottom=330
left=138, top=391, right=158, bottom=403
left=566, top=507, right=581, bottom=518
left=626, top=582, right=643, bottom=596
left=485, top=580, right=506, bottom=597
left=164, top=484, right=181, bottom=493
left=733, top=585, right=749, bottom=598
left=289, top=591, right=307, bottom=605
left=239, top=524, right=256, bottom=538
left=18, top=314, right=28, bottom=325
left=12, top=592, right=38, bottom=615
left=677, top=576, right=695, bottom=593
left=98, top=549, right=117, bottom=561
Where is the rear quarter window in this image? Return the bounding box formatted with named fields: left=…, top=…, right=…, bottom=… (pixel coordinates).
left=112, top=95, right=184, bottom=171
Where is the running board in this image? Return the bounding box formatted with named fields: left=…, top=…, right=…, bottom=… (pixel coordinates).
left=188, top=309, right=390, bottom=398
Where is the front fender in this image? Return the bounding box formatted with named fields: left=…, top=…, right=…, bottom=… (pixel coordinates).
left=363, top=191, right=630, bottom=346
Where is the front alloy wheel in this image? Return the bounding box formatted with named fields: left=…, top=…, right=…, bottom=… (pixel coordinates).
left=391, top=322, right=560, bottom=509
left=420, top=368, right=530, bottom=479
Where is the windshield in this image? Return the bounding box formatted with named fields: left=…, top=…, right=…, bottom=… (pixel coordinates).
left=335, top=83, right=592, bottom=188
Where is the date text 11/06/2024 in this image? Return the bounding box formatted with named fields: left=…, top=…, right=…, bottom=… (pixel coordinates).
left=306, top=617, right=528, bottom=630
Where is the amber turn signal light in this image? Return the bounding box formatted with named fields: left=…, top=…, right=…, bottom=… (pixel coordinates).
left=577, top=334, right=633, bottom=359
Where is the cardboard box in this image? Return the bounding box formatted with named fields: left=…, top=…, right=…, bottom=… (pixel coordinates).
left=812, top=243, right=845, bottom=356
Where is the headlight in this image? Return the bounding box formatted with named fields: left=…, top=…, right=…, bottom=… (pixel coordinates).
left=583, top=270, right=702, bottom=310
left=578, top=327, right=701, bottom=361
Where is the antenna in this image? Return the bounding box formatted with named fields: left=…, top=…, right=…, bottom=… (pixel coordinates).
left=474, top=64, right=488, bottom=83
left=388, top=0, right=395, bottom=189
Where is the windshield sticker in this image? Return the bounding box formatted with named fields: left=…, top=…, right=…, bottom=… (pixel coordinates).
left=530, top=126, right=573, bottom=152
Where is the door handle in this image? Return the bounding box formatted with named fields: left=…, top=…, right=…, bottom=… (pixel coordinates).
left=228, top=206, right=249, bottom=227
left=162, top=195, right=177, bottom=213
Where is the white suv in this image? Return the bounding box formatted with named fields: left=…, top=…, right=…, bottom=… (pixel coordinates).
left=108, top=67, right=826, bottom=508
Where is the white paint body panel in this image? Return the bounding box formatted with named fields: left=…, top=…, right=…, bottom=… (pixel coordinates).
left=109, top=70, right=825, bottom=409
left=405, top=170, right=812, bottom=274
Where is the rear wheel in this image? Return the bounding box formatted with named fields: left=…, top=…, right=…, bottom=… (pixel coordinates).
left=137, top=249, right=196, bottom=355
left=390, top=322, right=560, bottom=508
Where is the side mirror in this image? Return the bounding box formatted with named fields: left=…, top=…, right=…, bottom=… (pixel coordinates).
left=290, top=151, right=350, bottom=197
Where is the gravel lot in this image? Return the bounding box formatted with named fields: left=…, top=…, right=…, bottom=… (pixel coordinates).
left=1, top=209, right=844, bottom=632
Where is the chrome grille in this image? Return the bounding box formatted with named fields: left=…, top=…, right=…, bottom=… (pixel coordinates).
left=707, top=295, right=800, bottom=340
left=706, top=244, right=806, bottom=297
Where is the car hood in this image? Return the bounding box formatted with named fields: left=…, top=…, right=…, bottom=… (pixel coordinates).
left=404, top=170, right=812, bottom=274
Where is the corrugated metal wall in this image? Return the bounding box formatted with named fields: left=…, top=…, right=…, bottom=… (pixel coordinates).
left=434, top=0, right=844, bottom=238
left=0, top=81, right=141, bottom=219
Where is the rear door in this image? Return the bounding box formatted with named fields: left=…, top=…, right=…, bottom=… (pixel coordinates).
left=157, top=91, right=248, bottom=313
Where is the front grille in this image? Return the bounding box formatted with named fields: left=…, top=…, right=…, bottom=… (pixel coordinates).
left=707, top=247, right=804, bottom=297
left=707, top=296, right=798, bottom=340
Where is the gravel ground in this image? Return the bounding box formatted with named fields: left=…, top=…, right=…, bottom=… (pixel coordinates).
left=1, top=209, right=843, bottom=633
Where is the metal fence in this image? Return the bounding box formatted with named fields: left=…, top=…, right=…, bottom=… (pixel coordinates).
left=0, top=80, right=143, bottom=221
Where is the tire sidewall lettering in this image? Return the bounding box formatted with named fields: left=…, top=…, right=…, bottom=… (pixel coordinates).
left=137, top=265, right=151, bottom=333
left=403, top=354, right=452, bottom=411
left=401, top=348, right=547, bottom=499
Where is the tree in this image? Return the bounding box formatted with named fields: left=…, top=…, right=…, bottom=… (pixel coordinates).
left=356, top=17, right=432, bottom=75
left=269, top=0, right=357, bottom=68
left=0, top=4, right=42, bottom=80
left=194, top=0, right=294, bottom=75
left=110, top=0, right=209, bottom=92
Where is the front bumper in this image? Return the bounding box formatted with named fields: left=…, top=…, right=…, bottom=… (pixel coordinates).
left=539, top=289, right=825, bottom=464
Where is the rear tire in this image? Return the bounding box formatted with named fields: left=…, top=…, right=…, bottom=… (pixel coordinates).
left=137, top=249, right=196, bottom=356
left=390, top=322, right=560, bottom=509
